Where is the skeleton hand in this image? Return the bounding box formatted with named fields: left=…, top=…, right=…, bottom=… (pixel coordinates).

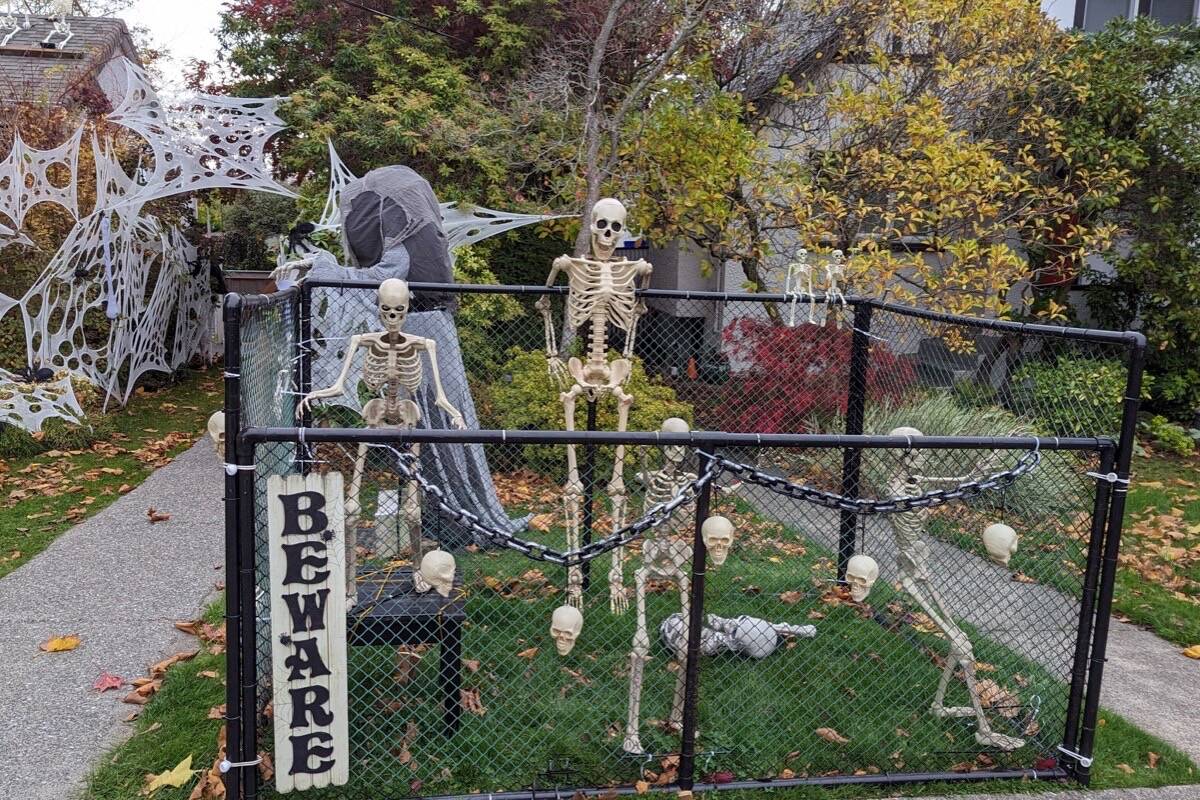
left=546, top=356, right=571, bottom=388
left=448, top=411, right=467, bottom=431
left=296, top=392, right=323, bottom=420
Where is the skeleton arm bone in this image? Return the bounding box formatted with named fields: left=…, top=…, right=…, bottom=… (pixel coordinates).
left=536, top=256, right=572, bottom=382
left=623, top=259, right=654, bottom=359
left=298, top=334, right=362, bottom=418
left=418, top=338, right=467, bottom=429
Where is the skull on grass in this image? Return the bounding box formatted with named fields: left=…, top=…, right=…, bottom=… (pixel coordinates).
left=845, top=554, right=880, bottom=602
left=418, top=550, right=456, bottom=598
left=702, top=515, right=735, bottom=566
left=982, top=523, right=1019, bottom=567
left=590, top=198, right=627, bottom=262
left=661, top=416, right=690, bottom=465
left=206, top=411, right=225, bottom=456
left=378, top=278, right=411, bottom=335
left=550, top=605, right=584, bottom=656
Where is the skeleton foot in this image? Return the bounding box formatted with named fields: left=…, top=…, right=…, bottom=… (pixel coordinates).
left=622, top=733, right=646, bottom=755
left=609, top=580, right=629, bottom=615
left=975, top=730, right=1025, bottom=751
left=930, top=705, right=976, bottom=719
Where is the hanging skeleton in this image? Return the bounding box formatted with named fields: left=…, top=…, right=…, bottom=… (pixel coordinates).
left=621, top=418, right=697, bottom=754
left=535, top=198, right=652, bottom=613
left=299, top=279, right=466, bottom=605
left=885, top=426, right=1025, bottom=751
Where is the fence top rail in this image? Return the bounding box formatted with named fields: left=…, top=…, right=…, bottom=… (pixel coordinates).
left=297, top=279, right=1143, bottom=348
left=240, top=426, right=1114, bottom=453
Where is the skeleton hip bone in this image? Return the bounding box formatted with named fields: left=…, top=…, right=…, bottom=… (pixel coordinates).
left=660, top=613, right=816, bottom=659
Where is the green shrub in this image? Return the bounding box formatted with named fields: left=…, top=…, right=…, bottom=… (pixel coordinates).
left=1140, top=415, right=1196, bottom=456
left=453, top=245, right=526, bottom=380
left=1010, top=356, right=1131, bottom=436
left=483, top=348, right=693, bottom=473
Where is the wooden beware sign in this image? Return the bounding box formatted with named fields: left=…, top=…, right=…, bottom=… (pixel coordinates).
left=266, top=473, right=350, bottom=792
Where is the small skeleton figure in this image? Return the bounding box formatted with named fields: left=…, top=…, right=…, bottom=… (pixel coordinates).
left=0, top=11, right=23, bottom=48
left=845, top=554, right=880, bottom=602
left=886, top=426, right=1024, bottom=751
left=825, top=250, right=847, bottom=306
left=299, top=279, right=466, bottom=606
left=42, top=0, right=73, bottom=49
left=206, top=411, right=225, bottom=457
left=535, top=198, right=653, bottom=614
left=418, top=550, right=457, bottom=598
left=659, top=613, right=816, bottom=659
left=785, top=249, right=816, bottom=326
left=982, top=523, right=1019, bottom=567
left=550, top=605, right=584, bottom=656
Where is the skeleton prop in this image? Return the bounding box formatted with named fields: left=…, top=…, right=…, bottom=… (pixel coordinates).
left=659, top=613, right=816, bottom=659
left=206, top=411, right=225, bottom=457
left=550, top=605, right=584, bottom=656
left=299, top=279, right=466, bottom=606
left=886, top=427, right=1024, bottom=751
left=982, top=523, right=1019, bottom=567
left=418, top=550, right=457, bottom=598
left=845, top=554, right=880, bottom=602
left=42, top=1, right=73, bottom=49
left=535, top=198, right=653, bottom=614
left=622, top=418, right=701, bottom=754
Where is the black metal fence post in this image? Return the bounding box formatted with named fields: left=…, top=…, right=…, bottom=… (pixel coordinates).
left=838, top=302, right=874, bottom=581
left=677, top=445, right=715, bottom=794
left=236, top=433, right=260, bottom=800
left=221, top=295, right=244, bottom=800
left=298, top=282, right=314, bottom=474
left=1075, top=340, right=1146, bottom=783
left=1061, top=445, right=1116, bottom=778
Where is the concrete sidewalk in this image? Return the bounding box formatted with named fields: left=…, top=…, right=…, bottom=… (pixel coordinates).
left=896, top=786, right=1199, bottom=799
left=0, top=440, right=223, bottom=800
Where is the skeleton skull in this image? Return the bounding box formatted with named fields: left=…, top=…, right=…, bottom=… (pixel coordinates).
left=418, top=550, right=456, bottom=598
left=378, top=279, right=411, bottom=334
left=206, top=411, right=225, bottom=456
left=661, top=416, right=690, bottom=464
left=890, top=425, right=925, bottom=472
left=982, top=523, right=1019, bottom=567
left=550, top=605, right=584, bottom=656
left=845, top=554, right=880, bottom=602
left=590, top=198, right=627, bottom=262
left=702, top=515, right=735, bottom=566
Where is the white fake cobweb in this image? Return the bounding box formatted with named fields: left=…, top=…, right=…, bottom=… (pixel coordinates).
left=0, top=128, right=82, bottom=229
left=0, top=369, right=84, bottom=434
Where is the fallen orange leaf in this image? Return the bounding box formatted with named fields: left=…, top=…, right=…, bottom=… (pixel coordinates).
left=93, top=671, right=125, bottom=692
left=815, top=727, right=850, bottom=745
left=1182, top=645, right=1200, bottom=659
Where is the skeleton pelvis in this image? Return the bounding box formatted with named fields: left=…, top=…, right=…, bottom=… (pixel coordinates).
left=568, top=356, right=632, bottom=389
left=363, top=397, right=420, bottom=428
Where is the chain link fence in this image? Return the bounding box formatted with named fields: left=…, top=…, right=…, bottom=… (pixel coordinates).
left=221, top=280, right=1140, bottom=799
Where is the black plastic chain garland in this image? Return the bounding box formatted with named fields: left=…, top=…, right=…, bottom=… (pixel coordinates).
left=386, top=446, right=1041, bottom=565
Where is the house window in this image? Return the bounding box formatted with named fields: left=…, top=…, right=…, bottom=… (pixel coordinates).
left=1144, top=0, right=1195, bottom=25
left=1080, top=0, right=1136, bottom=31
left=1075, top=0, right=1198, bottom=29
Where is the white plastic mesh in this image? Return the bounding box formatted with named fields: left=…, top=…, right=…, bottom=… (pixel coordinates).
left=317, top=139, right=358, bottom=232
left=440, top=202, right=572, bottom=253
left=0, top=128, right=82, bottom=229
left=0, top=368, right=84, bottom=433
left=106, top=58, right=297, bottom=208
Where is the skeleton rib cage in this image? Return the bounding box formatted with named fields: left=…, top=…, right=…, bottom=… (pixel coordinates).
left=223, top=279, right=1144, bottom=800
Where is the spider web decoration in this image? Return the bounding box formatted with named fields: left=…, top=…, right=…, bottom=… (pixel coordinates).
left=106, top=58, right=297, bottom=207
left=0, top=127, right=83, bottom=229
left=316, top=139, right=358, bottom=232
left=440, top=202, right=572, bottom=254
left=0, top=369, right=85, bottom=434
left=20, top=211, right=213, bottom=409
left=91, top=132, right=142, bottom=222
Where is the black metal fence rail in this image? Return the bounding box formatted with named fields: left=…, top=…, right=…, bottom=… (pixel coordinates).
left=221, top=281, right=1144, bottom=800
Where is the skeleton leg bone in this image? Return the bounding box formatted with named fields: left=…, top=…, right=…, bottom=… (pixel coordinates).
left=623, top=566, right=651, bottom=754
left=902, top=576, right=1024, bottom=751
left=561, top=384, right=585, bottom=609
left=667, top=566, right=691, bottom=730
left=608, top=386, right=634, bottom=615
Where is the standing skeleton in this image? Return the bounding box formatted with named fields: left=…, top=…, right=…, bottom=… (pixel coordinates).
left=535, top=198, right=652, bottom=613
left=886, top=426, right=1024, bottom=751
left=623, top=418, right=697, bottom=754
left=299, top=279, right=466, bottom=605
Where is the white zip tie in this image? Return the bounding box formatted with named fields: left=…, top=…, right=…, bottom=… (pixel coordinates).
left=224, top=463, right=257, bottom=476
left=223, top=372, right=240, bottom=379
left=1055, top=745, right=1093, bottom=768
left=1086, top=471, right=1130, bottom=486
left=219, top=755, right=263, bottom=773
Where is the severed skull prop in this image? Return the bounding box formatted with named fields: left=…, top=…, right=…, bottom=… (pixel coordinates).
left=982, top=523, right=1019, bottom=567
left=418, top=550, right=456, bottom=597
left=702, top=515, right=735, bottom=566
left=206, top=411, right=225, bottom=457
left=550, top=605, right=584, bottom=656
left=845, top=554, right=880, bottom=601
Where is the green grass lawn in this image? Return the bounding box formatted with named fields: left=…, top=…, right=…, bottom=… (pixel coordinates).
left=0, top=368, right=221, bottom=580
left=83, top=483, right=1197, bottom=800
